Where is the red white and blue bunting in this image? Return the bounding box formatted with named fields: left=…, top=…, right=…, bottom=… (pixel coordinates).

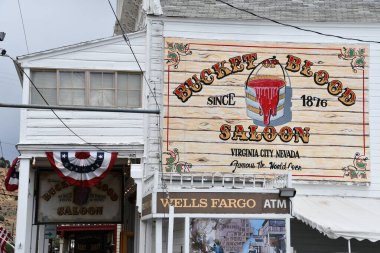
left=5, top=158, right=19, bottom=192
left=46, top=151, right=118, bottom=187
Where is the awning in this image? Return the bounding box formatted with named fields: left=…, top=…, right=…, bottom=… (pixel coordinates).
left=293, top=196, right=380, bottom=242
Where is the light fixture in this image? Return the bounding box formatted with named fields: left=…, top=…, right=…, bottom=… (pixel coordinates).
left=0, top=32, right=5, bottom=41
left=279, top=187, right=296, bottom=198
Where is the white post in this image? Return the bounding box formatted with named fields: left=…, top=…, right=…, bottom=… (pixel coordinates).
left=167, top=205, right=174, bottom=253
left=286, top=217, right=291, bottom=253
left=184, top=217, right=190, bottom=253
left=59, top=238, right=64, bottom=253
left=156, top=219, right=163, bottom=253
left=139, top=221, right=147, bottom=253
left=131, top=164, right=143, bottom=213
left=146, top=220, right=153, bottom=253
left=15, top=157, right=33, bottom=253
left=37, top=226, right=45, bottom=253
left=348, top=239, right=351, bottom=253
left=30, top=225, right=37, bottom=253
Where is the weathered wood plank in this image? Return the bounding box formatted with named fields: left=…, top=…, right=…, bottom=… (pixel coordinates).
left=164, top=118, right=367, bottom=135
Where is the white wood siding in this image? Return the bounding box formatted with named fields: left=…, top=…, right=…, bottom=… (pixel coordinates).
left=146, top=17, right=380, bottom=197
left=19, top=34, right=146, bottom=146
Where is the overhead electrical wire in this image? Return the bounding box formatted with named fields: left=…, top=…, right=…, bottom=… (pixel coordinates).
left=5, top=54, right=110, bottom=153
left=106, top=0, right=159, bottom=109
left=16, top=0, right=30, bottom=53
left=106, top=0, right=171, bottom=204
left=216, top=0, right=380, bottom=44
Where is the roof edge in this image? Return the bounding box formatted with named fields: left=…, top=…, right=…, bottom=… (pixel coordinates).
left=17, top=29, right=147, bottom=62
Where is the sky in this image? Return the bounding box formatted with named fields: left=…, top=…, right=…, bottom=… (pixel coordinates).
left=0, top=0, right=117, bottom=160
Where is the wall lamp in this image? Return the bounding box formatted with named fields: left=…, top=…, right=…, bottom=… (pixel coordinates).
left=0, top=32, right=5, bottom=41
left=279, top=187, right=296, bottom=198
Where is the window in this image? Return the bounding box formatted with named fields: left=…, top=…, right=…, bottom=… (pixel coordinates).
left=30, top=70, right=142, bottom=108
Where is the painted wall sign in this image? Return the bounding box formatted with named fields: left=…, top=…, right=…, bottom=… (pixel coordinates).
left=155, top=192, right=289, bottom=214
left=36, top=171, right=122, bottom=224
left=163, top=38, right=370, bottom=182
left=190, top=218, right=286, bottom=253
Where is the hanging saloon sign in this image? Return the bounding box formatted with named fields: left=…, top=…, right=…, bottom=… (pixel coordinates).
left=163, top=38, right=370, bottom=182
left=36, top=171, right=122, bottom=224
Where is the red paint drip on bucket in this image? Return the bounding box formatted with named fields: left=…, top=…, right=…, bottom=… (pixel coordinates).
left=247, top=79, right=285, bottom=125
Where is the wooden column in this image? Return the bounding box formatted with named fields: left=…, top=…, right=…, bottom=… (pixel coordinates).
left=15, top=157, right=33, bottom=253
left=155, top=219, right=163, bottom=253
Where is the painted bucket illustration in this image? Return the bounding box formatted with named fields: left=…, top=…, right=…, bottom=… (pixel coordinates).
left=245, top=57, right=292, bottom=126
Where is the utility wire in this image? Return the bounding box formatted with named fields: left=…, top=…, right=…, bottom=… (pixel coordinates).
left=106, top=0, right=159, bottom=109
left=106, top=0, right=171, bottom=204
left=5, top=55, right=110, bottom=153
left=17, top=0, right=30, bottom=53
left=216, top=0, right=380, bottom=44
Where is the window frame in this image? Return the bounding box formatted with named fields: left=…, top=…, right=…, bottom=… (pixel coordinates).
left=30, top=69, right=143, bottom=108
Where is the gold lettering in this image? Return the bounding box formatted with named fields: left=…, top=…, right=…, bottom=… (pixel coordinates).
left=160, top=198, right=171, bottom=208
left=229, top=56, right=244, bottom=73
left=237, top=199, right=246, bottom=208
left=248, top=125, right=262, bottom=141
left=262, top=126, right=277, bottom=142
left=212, top=61, right=232, bottom=79
left=246, top=199, right=256, bottom=208
left=314, top=70, right=329, bottom=85
left=199, top=198, right=208, bottom=208
left=191, top=199, right=200, bottom=208
left=219, top=199, right=228, bottom=208
left=184, top=75, right=203, bottom=92
left=285, top=55, right=301, bottom=72
left=211, top=199, right=219, bottom=208
left=338, top=88, right=356, bottom=106
left=328, top=80, right=343, bottom=96
left=183, top=199, right=191, bottom=208
left=231, top=125, right=248, bottom=141
left=200, top=69, right=214, bottom=85
left=173, top=84, right=192, bottom=102
left=219, top=124, right=231, bottom=140
left=242, top=53, right=257, bottom=70
left=293, top=127, right=310, bottom=143
left=229, top=199, right=237, bottom=208
left=300, top=60, right=313, bottom=77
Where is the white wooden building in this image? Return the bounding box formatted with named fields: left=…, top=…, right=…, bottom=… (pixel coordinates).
left=16, top=32, right=148, bottom=253
left=14, top=0, right=380, bottom=252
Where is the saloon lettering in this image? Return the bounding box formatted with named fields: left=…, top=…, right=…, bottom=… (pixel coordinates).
left=174, top=53, right=356, bottom=106
left=219, top=124, right=310, bottom=143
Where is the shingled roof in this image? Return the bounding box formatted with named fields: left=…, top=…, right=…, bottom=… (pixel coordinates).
left=160, top=0, right=380, bottom=23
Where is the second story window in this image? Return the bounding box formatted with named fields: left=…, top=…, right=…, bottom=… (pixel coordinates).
left=30, top=70, right=142, bottom=108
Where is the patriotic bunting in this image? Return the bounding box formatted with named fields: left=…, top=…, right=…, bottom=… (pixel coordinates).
left=46, top=151, right=118, bottom=187
left=0, top=227, right=12, bottom=253
left=4, top=158, right=19, bottom=192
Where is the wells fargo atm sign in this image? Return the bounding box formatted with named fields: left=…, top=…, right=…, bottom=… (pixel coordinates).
left=163, top=38, right=370, bottom=182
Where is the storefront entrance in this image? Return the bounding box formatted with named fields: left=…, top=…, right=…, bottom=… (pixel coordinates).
left=73, top=231, right=111, bottom=253
left=58, top=225, right=116, bottom=253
